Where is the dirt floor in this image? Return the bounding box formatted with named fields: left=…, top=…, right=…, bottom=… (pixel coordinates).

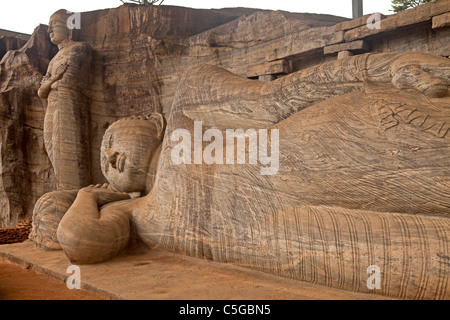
left=0, top=260, right=107, bottom=300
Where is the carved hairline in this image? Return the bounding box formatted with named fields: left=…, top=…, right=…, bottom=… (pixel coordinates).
left=50, top=9, right=72, bottom=23
left=49, top=9, right=76, bottom=40
left=107, top=113, right=166, bottom=140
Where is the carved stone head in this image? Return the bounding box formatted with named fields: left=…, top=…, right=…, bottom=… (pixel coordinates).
left=100, top=113, right=166, bottom=193
left=48, top=9, right=71, bottom=46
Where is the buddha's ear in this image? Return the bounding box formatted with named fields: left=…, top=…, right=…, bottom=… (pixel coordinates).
left=148, top=113, right=166, bottom=139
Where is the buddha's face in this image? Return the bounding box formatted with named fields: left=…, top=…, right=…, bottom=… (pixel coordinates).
left=48, top=15, right=70, bottom=45
left=101, top=119, right=163, bottom=193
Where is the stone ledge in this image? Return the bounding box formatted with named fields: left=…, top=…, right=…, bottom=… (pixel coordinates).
left=246, top=59, right=290, bottom=78
left=432, top=11, right=450, bottom=29
left=324, top=40, right=369, bottom=55
left=0, top=241, right=391, bottom=300
left=334, top=13, right=388, bottom=32
left=266, top=27, right=345, bottom=61
left=344, top=0, right=450, bottom=41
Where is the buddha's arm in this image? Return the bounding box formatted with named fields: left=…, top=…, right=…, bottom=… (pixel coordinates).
left=56, top=185, right=132, bottom=264
left=38, top=74, right=52, bottom=99
left=38, top=43, right=92, bottom=100
left=56, top=43, right=92, bottom=91
left=38, top=60, right=63, bottom=99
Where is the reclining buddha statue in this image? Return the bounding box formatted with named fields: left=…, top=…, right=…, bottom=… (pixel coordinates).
left=31, top=50, right=450, bottom=300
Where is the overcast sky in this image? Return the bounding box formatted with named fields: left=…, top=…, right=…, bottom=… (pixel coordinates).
left=1, top=0, right=394, bottom=34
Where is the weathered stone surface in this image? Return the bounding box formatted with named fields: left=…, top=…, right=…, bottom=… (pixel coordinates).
left=369, top=21, right=450, bottom=58
left=0, top=36, right=28, bottom=61
left=337, top=50, right=354, bottom=59
left=246, top=59, right=290, bottom=78
left=266, top=26, right=345, bottom=61
left=258, top=74, right=277, bottom=82
left=324, top=40, right=369, bottom=55
left=334, top=13, right=387, bottom=31
left=0, top=29, right=31, bottom=61
left=0, top=24, right=57, bottom=228
left=28, top=190, right=78, bottom=250
left=344, top=0, right=450, bottom=41
left=432, top=11, right=450, bottom=29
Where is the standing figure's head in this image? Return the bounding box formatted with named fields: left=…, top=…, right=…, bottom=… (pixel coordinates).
left=48, top=9, right=71, bottom=46
left=101, top=113, right=166, bottom=194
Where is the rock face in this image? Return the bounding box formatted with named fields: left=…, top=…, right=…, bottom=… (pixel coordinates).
left=0, top=36, right=28, bottom=61
left=0, top=24, right=57, bottom=227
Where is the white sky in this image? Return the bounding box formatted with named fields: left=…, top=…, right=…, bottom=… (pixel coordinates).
left=0, top=0, right=394, bottom=34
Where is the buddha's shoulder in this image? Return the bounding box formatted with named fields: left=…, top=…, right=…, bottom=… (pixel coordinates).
left=66, top=41, right=92, bottom=54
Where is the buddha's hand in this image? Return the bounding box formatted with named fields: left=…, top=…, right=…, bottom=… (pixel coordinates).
left=40, top=73, right=51, bottom=85
left=38, top=74, right=53, bottom=98
left=388, top=53, right=449, bottom=98
left=53, top=62, right=68, bottom=81
left=79, top=183, right=130, bottom=206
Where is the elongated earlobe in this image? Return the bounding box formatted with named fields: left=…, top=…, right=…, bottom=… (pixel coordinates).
left=148, top=113, right=166, bottom=139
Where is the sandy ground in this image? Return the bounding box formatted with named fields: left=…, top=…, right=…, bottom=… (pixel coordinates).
left=0, top=241, right=391, bottom=300
left=0, top=260, right=106, bottom=300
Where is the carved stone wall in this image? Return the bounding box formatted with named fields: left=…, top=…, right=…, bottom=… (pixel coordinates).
left=0, top=2, right=449, bottom=226
left=0, top=25, right=57, bottom=227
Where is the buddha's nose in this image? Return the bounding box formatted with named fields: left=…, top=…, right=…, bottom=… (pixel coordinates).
left=107, top=151, right=119, bottom=169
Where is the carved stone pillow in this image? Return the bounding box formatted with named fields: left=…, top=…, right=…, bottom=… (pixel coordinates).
left=29, top=190, right=79, bottom=250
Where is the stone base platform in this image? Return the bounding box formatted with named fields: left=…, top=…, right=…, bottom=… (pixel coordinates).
left=0, top=241, right=389, bottom=300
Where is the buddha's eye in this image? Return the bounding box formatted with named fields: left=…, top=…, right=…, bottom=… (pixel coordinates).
left=107, top=151, right=119, bottom=169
